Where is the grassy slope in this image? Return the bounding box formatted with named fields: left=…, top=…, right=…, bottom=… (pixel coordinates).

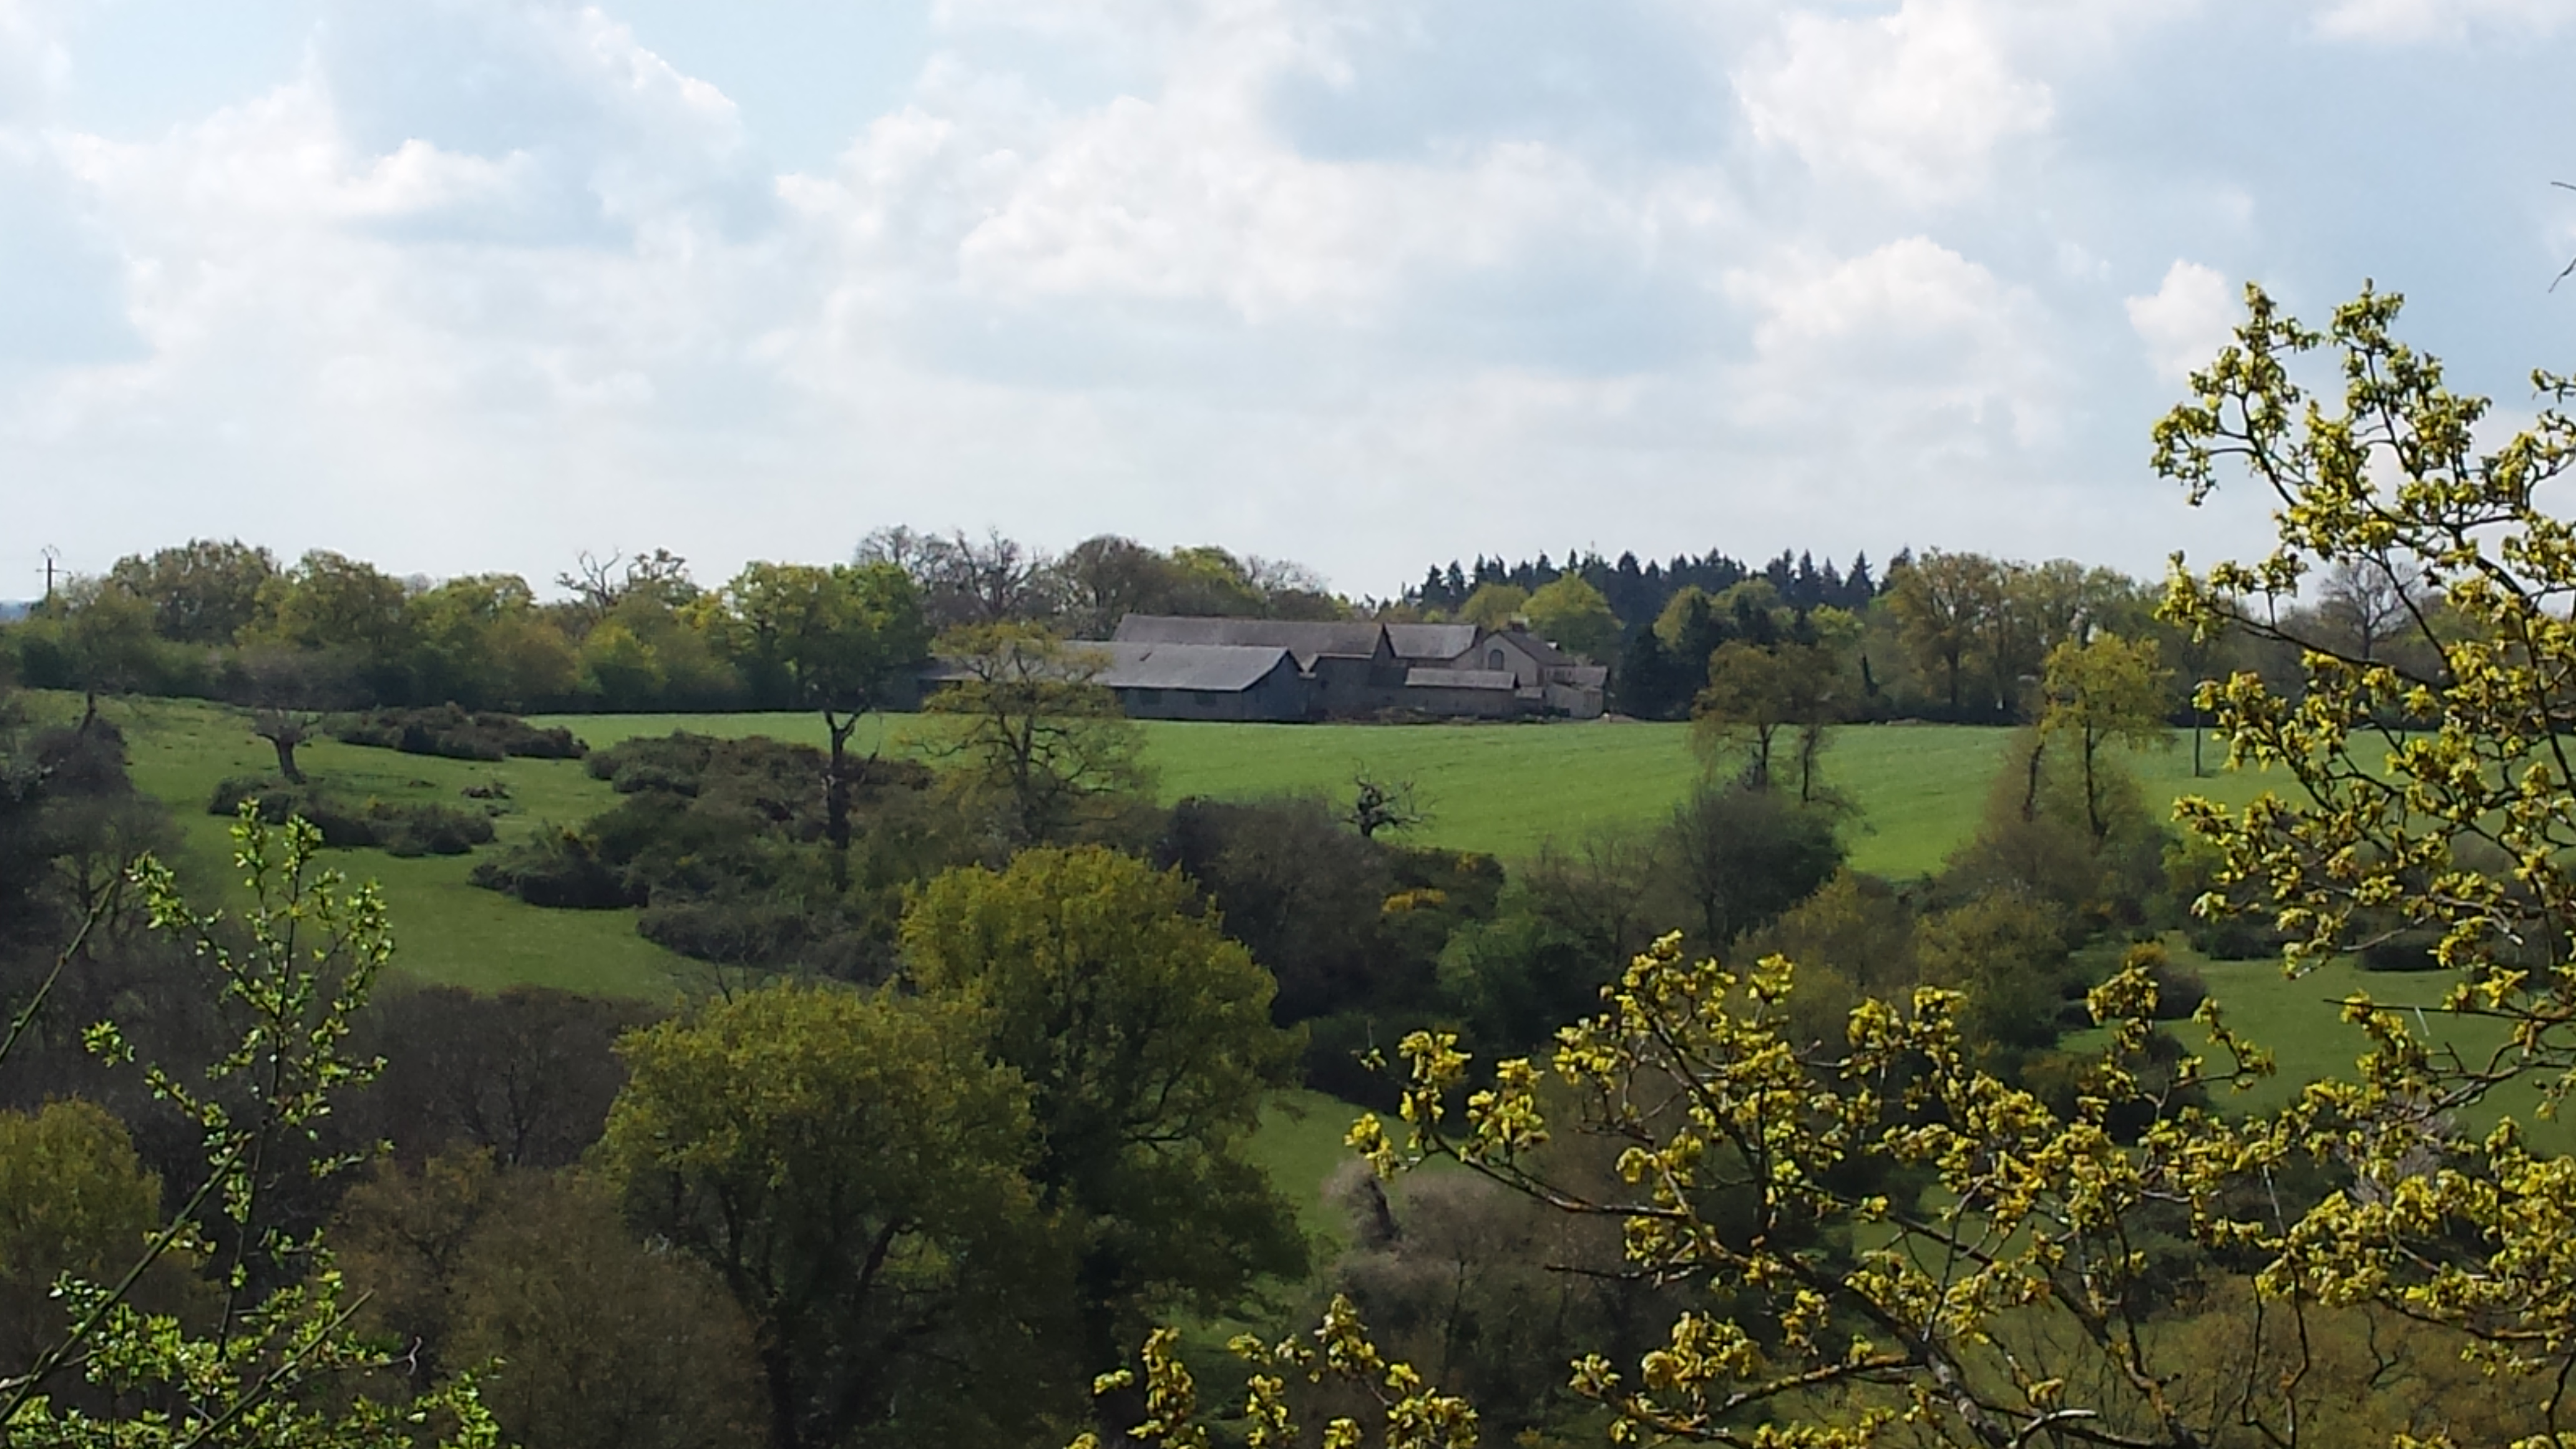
left=56, top=695, right=2296, bottom=1004
left=2060, top=941, right=2575, bottom=1153
left=47, top=694, right=2554, bottom=1237
left=1250, top=1089, right=1372, bottom=1247
left=62, top=694, right=695, bottom=1000
left=538, top=710, right=2280, bottom=877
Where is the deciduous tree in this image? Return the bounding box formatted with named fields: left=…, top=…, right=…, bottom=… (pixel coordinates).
left=2, top=809, right=499, bottom=1448
left=1456, top=583, right=1528, bottom=630
left=1885, top=547, right=2001, bottom=713
left=106, top=539, right=278, bottom=646
left=600, top=984, right=1051, bottom=1449
left=922, top=624, right=1151, bottom=844
left=720, top=562, right=930, bottom=862
left=901, top=846, right=1306, bottom=1394
left=1523, top=573, right=1619, bottom=663
left=2037, top=632, right=2173, bottom=845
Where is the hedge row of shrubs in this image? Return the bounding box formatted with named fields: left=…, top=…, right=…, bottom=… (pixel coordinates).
left=208, top=778, right=499, bottom=857
left=470, top=734, right=946, bottom=980
left=328, top=705, right=587, bottom=763
left=467, top=829, right=638, bottom=908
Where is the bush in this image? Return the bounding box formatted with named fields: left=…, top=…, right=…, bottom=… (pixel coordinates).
left=637, top=898, right=897, bottom=983
left=329, top=705, right=585, bottom=763
left=209, top=780, right=494, bottom=856
left=585, top=733, right=712, bottom=791
left=2146, top=954, right=2208, bottom=1020
left=2359, top=930, right=2444, bottom=973
left=2184, top=914, right=2287, bottom=961
left=374, top=804, right=497, bottom=857
left=469, top=829, right=640, bottom=909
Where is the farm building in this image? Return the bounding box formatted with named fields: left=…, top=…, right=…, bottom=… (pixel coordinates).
left=1084, top=641, right=1309, bottom=722
left=916, top=617, right=1608, bottom=722
left=1103, top=615, right=1606, bottom=721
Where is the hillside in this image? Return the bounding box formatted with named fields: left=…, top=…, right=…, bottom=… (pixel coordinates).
left=44, top=691, right=2278, bottom=995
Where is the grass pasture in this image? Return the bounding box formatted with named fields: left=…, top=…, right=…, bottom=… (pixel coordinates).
left=2067, top=942, right=2576, bottom=1155
left=537, top=709, right=2279, bottom=878
left=37, top=693, right=696, bottom=999
left=27, top=691, right=2570, bottom=1222
left=44, top=692, right=2285, bottom=1001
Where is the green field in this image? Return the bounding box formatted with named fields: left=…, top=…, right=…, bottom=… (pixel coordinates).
left=43, top=693, right=2283, bottom=1000
left=537, top=709, right=2278, bottom=879
left=25, top=691, right=2552, bottom=1220
left=48, top=695, right=700, bottom=999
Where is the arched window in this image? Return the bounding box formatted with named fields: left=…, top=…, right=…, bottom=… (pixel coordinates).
left=1486, top=648, right=1506, bottom=671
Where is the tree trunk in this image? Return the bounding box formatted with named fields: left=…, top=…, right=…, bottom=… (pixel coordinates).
left=760, top=1339, right=803, bottom=1449
left=271, top=734, right=306, bottom=785
left=1078, top=1247, right=1149, bottom=1447
left=2082, top=731, right=2106, bottom=844
left=822, top=711, right=856, bottom=890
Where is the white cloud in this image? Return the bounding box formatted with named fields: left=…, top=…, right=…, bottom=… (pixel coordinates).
left=0, top=0, right=76, bottom=124
left=788, top=6, right=1687, bottom=333
left=1725, top=237, right=2061, bottom=447
left=11, top=0, right=2576, bottom=597
left=2124, top=259, right=2236, bottom=384
left=2313, top=0, right=2576, bottom=42
left=1733, top=0, right=2053, bottom=204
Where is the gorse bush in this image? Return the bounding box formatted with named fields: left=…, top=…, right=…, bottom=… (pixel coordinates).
left=328, top=704, right=586, bottom=762
left=479, top=733, right=954, bottom=976
left=466, top=827, right=638, bottom=909
left=207, top=778, right=497, bottom=857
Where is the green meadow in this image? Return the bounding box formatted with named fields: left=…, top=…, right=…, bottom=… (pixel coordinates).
left=37, top=693, right=2291, bottom=999
left=538, top=708, right=2278, bottom=878
left=29, top=691, right=2530, bottom=1208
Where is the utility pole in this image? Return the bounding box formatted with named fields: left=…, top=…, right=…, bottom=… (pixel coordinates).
left=40, top=545, right=61, bottom=605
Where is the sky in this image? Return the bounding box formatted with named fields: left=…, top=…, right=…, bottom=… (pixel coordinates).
left=3, top=0, right=2575, bottom=602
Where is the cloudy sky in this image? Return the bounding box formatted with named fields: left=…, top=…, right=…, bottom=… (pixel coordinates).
left=4, top=0, right=2573, bottom=600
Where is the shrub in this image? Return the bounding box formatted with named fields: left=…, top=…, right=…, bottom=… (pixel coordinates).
left=636, top=899, right=897, bottom=983
left=2185, top=914, right=2288, bottom=961
left=585, top=733, right=719, bottom=792
left=329, top=705, right=586, bottom=763
left=210, top=781, right=494, bottom=856
left=374, top=803, right=497, bottom=858
left=2359, top=930, right=2444, bottom=973
left=469, top=829, right=640, bottom=909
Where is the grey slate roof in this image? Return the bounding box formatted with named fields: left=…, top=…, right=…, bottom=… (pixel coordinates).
left=1113, top=615, right=1387, bottom=666
left=919, top=642, right=1293, bottom=693
left=1492, top=628, right=1574, bottom=665
left=1092, top=642, right=1295, bottom=693
left=1403, top=667, right=1520, bottom=691
left=1385, top=623, right=1478, bottom=662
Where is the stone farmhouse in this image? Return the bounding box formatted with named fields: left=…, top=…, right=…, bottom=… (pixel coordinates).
left=1076, top=615, right=1608, bottom=721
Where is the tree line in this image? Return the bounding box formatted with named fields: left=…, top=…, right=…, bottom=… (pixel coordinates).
left=7, top=518, right=2433, bottom=740
left=0, top=532, right=1345, bottom=720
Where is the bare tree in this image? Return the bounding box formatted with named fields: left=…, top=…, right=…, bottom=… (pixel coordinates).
left=554, top=549, right=695, bottom=633
left=857, top=527, right=1054, bottom=630
left=2315, top=555, right=2425, bottom=663
left=1345, top=769, right=1428, bottom=840
left=236, top=648, right=358, bottom=785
